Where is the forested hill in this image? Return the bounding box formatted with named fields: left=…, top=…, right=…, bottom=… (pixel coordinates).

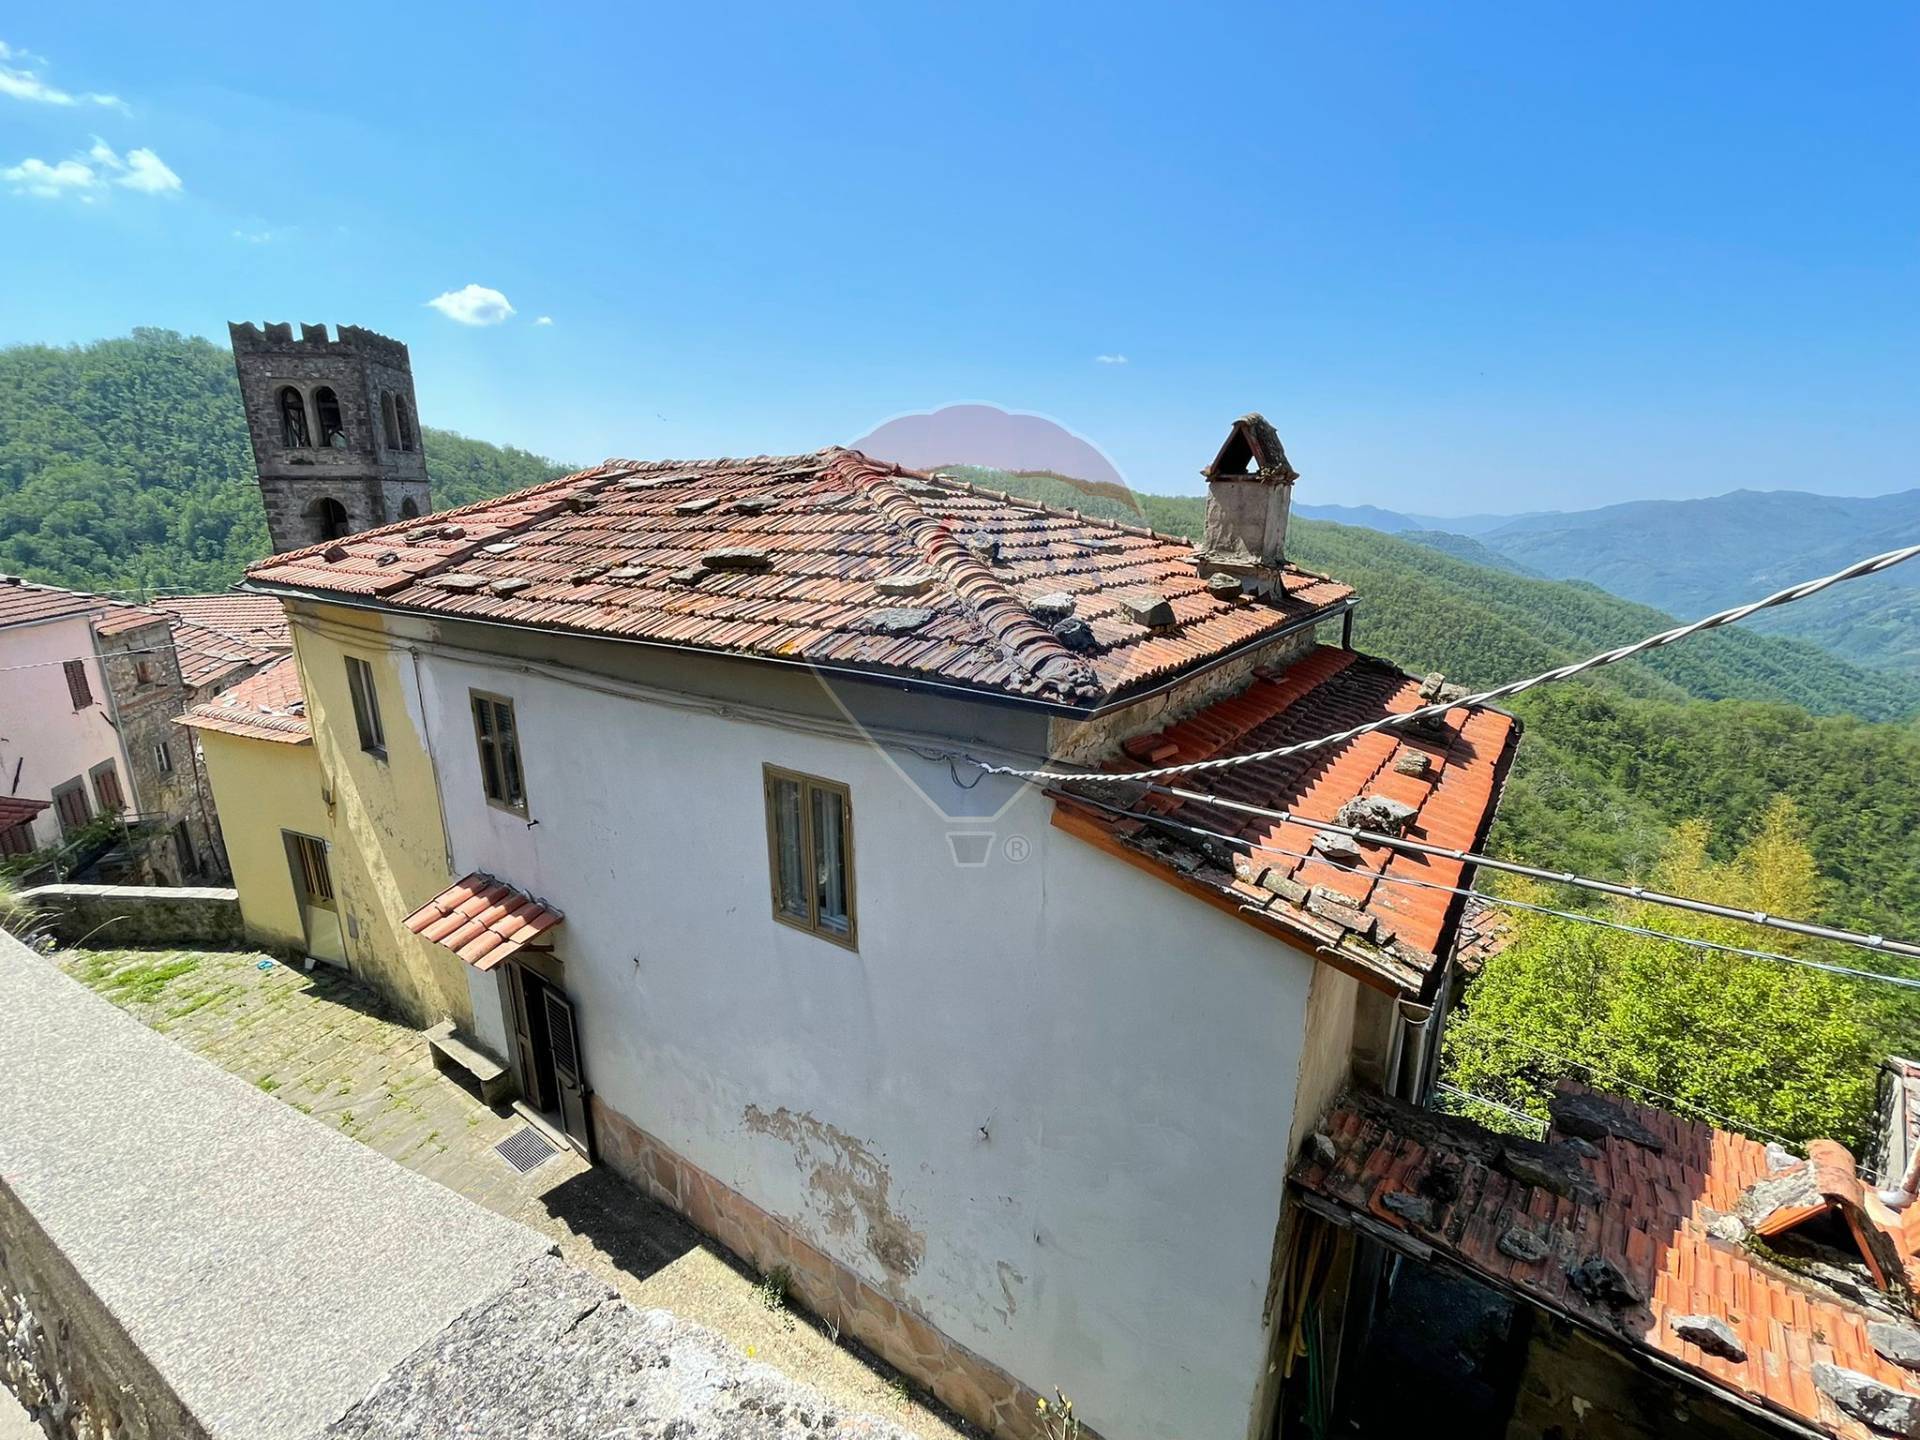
left=951, top=466, right=1920, bottom=941
left=0, top=329, right=570, bottom=595
left=940, top=466, right=1920, bottom=723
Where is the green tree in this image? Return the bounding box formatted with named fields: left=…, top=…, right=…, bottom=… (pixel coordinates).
left=1443, top=798, right=1896, bottom=1149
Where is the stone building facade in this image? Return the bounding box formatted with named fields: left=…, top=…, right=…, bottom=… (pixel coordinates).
left=229, top=322, right=432, bottom=553
left=89, top=609, right=222, bottom=883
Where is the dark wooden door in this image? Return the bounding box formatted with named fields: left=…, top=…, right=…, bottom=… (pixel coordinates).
left=510, top=963, right=551, bottom=1112
left=541, top=985, right=592, bottom=1158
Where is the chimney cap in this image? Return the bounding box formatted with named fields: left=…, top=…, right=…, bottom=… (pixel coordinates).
left=1203, top=413, right=1298, bottom=485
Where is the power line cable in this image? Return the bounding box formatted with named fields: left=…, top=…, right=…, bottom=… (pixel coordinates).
left=1069, top=776, right=1920, bottom=963
left=1051, top=786, right=1920, bottom=991
left=0, top=641, right=285, bottom=677
left=1472, top=1031, right=1840, bottom=1171
left=965, top=539, right=1920, bottom=789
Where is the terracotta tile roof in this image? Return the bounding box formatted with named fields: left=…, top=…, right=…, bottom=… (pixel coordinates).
left=89, top=601, right=172, bottom=637
left=0, top=578, right=106, bottom=631
left=1051, top=646, right=1519, bottom=994
left=1295, top=1084, right=1920, bottom=1440
left=89, top=594, right=290, bottom=689
left=150, top=593, right=291, bottom=649
left=243, top=452, right=1353, bottom=708
left=402, top=872, right=564, bottom=971
left=177, top=655, right=310, bottom=744
left=0, top=796, right=49, bottom=831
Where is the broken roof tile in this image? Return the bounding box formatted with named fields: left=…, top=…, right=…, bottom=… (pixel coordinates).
left=244, top=452, right=1352, bottom=709
left=1053, top=646, right=1519, bottom=995
left=1300, top=1083, right=1920, bottom=1440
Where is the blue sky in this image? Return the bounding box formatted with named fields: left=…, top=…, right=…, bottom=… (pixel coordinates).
left=2, top=3, right=1914, bottom=512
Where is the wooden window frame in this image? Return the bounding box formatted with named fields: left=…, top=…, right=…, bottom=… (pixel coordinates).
left=89, top=760, right=125, bottom=813
left=762, top=764, right=857, bottom=951
left=469, top=690, right=529, bottom=815
left=283, top=830, right=335, bottom=907
left=51, top=778, right=90, bottom=837
left=344, top=655, right=387, bottom=758
left=0, top=819, right=33, bottom=857
left=152, top=738, right=174, bottom=776
left=63, top=658, right=93, bottom=710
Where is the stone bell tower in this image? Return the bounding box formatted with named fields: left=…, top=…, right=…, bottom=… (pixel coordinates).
left=230, top=321, right=433, bottom=553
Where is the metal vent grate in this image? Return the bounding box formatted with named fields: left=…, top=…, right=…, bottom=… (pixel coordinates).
left=495, top=1125, right=559, bottom=1174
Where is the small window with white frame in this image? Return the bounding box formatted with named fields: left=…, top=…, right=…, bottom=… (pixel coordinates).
left=470, top=691, right=527, bottom=813
left=153, top=739, right=173, bottom=775
left=764, top=765, right=855, bottom=948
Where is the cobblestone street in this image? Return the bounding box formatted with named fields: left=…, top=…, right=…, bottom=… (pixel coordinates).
left=57, top=947, right=971, bottom=1439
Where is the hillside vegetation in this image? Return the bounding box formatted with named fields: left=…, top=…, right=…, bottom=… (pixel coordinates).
left=0, top=329, right=569, bottom=595
left=949, top=466, right=1920, bottom=947
left=4, top=346, right=1917, bottom=1144
left=943, top=466, right=1920, bottom=722
left=1473, top=489, right=1920, bottom=677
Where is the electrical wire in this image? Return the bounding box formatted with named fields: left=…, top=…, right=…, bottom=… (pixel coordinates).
left=1065, top=776, right=1920, bottom=963
left=0, top=641, right=283, bottom=676
left=1475, top=1031, right=1834, bottom=1169
left=965, top=538, right=1920, bottom=788
left=1050, top=785, right=1920, bottom=991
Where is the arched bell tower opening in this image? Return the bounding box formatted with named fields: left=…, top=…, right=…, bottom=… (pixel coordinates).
left=229, top=321, right=434, bottom=553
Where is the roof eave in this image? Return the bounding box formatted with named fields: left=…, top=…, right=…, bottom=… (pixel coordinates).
left=239, top=579, right=1357, bottom=721
left=1423, top=706, right=1526, bottom=1002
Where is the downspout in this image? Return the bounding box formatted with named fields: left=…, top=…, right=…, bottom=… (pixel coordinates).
left=1392, top=1000, right=1436, bottom=1104
left=408, top=646, right=457, bottom=876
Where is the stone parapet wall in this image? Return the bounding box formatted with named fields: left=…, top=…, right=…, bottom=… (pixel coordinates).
left=0, top=1188, right=205, bottom=1440
left=17, top=884, right=243, bottom=948
left=591, top=1096, right=1069, bottom=1440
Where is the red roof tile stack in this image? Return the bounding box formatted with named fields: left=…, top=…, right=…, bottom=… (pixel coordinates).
left=176, top=655, right=310, bottom=744
left=0, top=578, right=108, bottom=631
left=402, top=872, right=564, bottom=970
left=244, top=452, right=1353, bottom=707
left=1295, top=1084, right=1920, bottom=1440
left=0, top=796, right=49, bottom=831
left=1053, top=646, right=1519, bottom=993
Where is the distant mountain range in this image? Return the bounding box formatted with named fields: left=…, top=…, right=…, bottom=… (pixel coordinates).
left=1294, top=502, right=1540, bottom=536
left=1300, top=490, right=1920, bottom=678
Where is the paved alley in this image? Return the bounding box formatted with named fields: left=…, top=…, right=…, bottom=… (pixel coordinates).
left=56, top=947, right=972, bottom=1440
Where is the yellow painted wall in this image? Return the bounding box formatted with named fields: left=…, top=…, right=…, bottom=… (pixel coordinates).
left=195, top=729, right=329, bottom=954
left=285, top=604, right=473, bottom=1030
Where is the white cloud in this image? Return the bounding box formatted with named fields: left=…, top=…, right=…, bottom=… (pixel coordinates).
left=0, top=39, right=126, bottom=110
left=533, top=315, right=553, bottom=326
left=1094, top=353, right=1129, bottom=365
left=233, top=227, right=277, bottom=244
left=4, top=140, right=182, bottom=201
left=3, top=156, right=99, bottom=200
left=426, top=283, right=516, bottom=326
left=115, top=146, right=180, bottom=193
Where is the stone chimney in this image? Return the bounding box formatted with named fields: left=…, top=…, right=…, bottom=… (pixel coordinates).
left=1197, top=414, right=1297, bottom=596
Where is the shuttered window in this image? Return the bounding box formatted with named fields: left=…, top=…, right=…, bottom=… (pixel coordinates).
left=345, top=656, right=385, bottom=756
left=90, top=762, right=125, bottom=812
left=0, top=820, right=33, bottom=856
left=471, top=692, right=527, bottom=813
left=764, top=765, right=856, bottom=948
left=64, top=659, right=93, bottom=709
left=52, top=780, right=90, bottom=836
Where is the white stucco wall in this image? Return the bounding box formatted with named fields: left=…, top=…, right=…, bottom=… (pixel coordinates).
left=413, top=647, right=1319, bottom=1440
left=0, top=615, right=131, bottom=850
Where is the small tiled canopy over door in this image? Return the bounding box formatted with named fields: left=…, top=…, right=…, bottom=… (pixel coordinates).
left=542, top=986, right=592, bottom=1159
